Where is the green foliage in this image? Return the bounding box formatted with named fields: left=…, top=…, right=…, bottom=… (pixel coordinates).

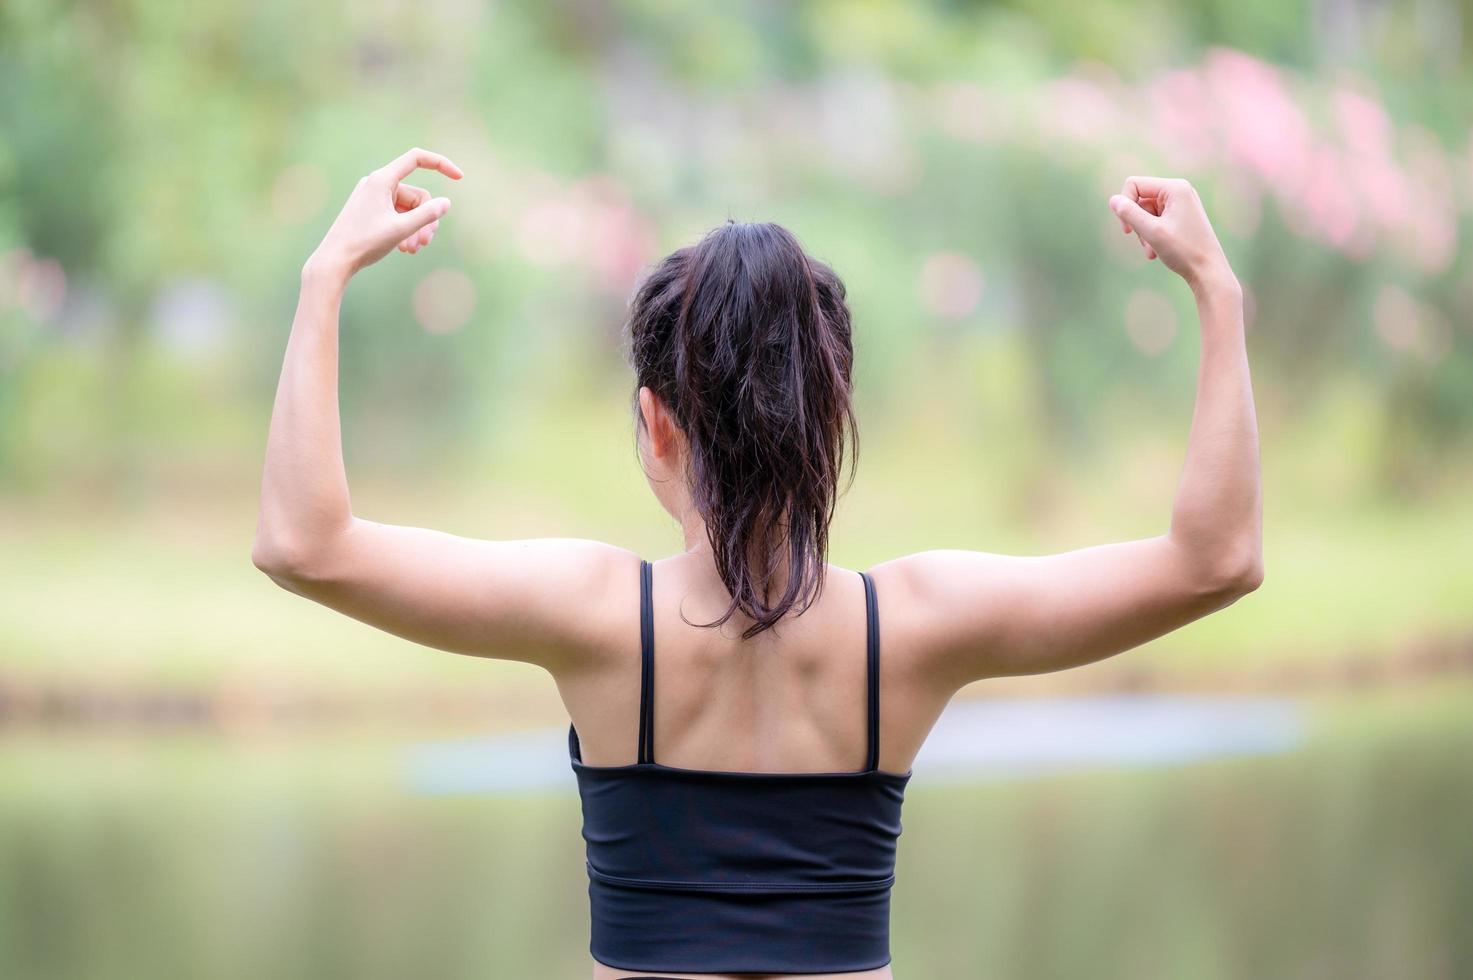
left=0, top=0, right=1468, bottom=520
left=2, top=0, right=1469, bottom=501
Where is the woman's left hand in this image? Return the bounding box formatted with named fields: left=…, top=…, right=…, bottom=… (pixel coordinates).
left=306, top=147, right=464, bottom=280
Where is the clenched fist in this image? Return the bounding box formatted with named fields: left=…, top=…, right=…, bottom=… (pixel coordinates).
left=1109, top=177, right=1238, bottom=296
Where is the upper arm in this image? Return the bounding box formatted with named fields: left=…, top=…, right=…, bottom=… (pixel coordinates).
left=871, top=535, right=1260, bottom=692
left=255, top=517, right=637, bottom=672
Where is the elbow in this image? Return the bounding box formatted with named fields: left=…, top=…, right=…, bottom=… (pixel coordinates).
left=1201, top=543, right=1264, bottom=603
left=1218, top=558, right=1264, bottom=602
left=1237, top=553, right=1265, bottom=594
left=1171, top=521, right=1263, bottom=603
left=251, top=528, right=329, bottom=587
left=251, top=533, right=301, bottom=583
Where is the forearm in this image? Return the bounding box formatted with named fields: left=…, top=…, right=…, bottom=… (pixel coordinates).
left=253, top=261, right=355, bottom=571
left=1167, top=273, right=1263, bottom=591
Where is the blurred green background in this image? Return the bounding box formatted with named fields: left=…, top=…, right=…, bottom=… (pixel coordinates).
left=1, top=0, right=1470, bottom=977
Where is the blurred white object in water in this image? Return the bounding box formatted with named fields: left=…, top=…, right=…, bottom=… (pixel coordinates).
left=405, top=695, right=1305, bottom=797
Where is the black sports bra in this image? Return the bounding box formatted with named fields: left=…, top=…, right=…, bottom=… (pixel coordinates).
left=568, top=559, right=912, bottom=974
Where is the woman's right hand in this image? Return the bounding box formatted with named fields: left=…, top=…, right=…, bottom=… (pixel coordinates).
left=1108, top=177, right=1238, bottom=295
left=305, top=147, right=464, bottom=282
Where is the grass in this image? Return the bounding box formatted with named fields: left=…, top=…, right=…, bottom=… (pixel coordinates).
left=1, top=368, right=1468, bottom=709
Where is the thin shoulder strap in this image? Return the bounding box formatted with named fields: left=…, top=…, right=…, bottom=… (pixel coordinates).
left=860, top=570, right=881, bottom=773
left=636, top=559, right=656, bottom=765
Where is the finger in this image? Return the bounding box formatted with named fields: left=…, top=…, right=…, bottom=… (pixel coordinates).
left=1133, top=228, right=1157, bottom=259
left=398, top=219, right=432, bottom=248
left=393, top=196, right=452, bottom=238
left=376, top=147, right=464, bottom=185
left=1109, top=194, right=1161, bottom=239
left=394, top=182, right=431, bottom=213
left=398, top=219, right=438, bottom=252
left=1121, top=175, right=1173, bottom=213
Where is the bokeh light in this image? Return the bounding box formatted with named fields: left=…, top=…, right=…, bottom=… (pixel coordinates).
left=412, top=268, right=477, bottom=334
left=918, top=251, right=983, bottom=319
left=17, top=254, right=66, bottom=322
left=1124, top=287, right=1178, bottom=356
left=270, top=164, right=330, bottom=228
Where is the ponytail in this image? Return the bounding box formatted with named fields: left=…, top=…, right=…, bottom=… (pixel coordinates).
left=626, top=221, right=858, bottom=639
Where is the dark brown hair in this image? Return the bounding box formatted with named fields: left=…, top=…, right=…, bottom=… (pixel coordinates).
left=626, top=221, right=859, bottom=639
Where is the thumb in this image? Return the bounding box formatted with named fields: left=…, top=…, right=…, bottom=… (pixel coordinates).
left=395, top=196, right=451, bottom=237
left=1109, top=194, right=1159, bottom=239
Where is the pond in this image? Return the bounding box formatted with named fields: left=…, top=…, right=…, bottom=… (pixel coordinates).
left=2, top=685, right=1469, bottom=979
left=407, top=694, right=1308, bottom=795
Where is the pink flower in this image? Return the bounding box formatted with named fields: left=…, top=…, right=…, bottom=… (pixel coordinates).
left=1300, top=144, right=1359, bottom=251
left=1145, top=68, right=1216, bottom=169
left=1204, top=48, right=1314, bottom=190
left=1333, top=86, right=1394, bottom=159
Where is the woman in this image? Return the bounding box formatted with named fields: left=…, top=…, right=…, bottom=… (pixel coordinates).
left=253, top=147, right=1262, bottom=979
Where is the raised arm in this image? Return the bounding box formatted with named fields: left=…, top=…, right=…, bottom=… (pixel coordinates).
left=873, top=177, right=1262, bottom=691
left=251, top=148, right=632, bottom=670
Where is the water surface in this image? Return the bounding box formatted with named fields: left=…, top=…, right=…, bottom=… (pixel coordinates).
left=406, top=694, right=1307, bottom=794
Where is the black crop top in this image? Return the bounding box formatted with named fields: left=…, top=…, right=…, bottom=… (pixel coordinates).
left=568, top=559, right=913, bottom=974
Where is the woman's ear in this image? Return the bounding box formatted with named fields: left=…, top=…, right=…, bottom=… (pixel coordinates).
left=638, top=386, right=677, bottom=461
